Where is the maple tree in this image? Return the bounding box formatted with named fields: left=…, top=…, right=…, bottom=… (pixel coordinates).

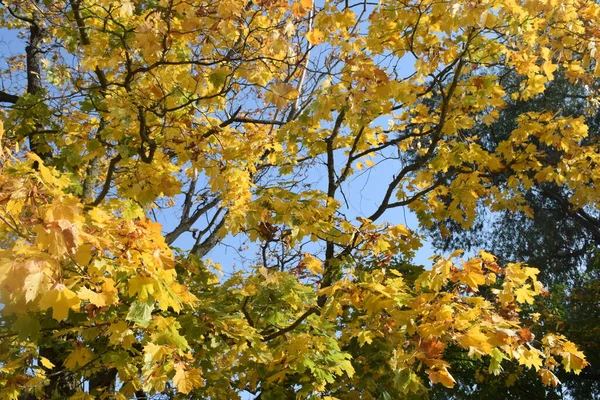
left=0, top=0, right=598, bottom=399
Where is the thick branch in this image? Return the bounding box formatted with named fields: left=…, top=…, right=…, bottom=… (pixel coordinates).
left=88, top=154, right=122, bottom=207
left=318, top=110, right=347, bottom=306
left=326, top=109, right=346, bottom=198
left=337, top=126, right=365, bottom=187
left=70, top=0, right=109, bottom=89
left=182, top=179, right=198, bottom=221
left=367, top=58, right=466, bottom=222
left=165, top=196, right=220, bottom=245
left=261, top=307, right=319, bottom=341
left=540, top=187, right=600, bottom=244
left=232, top=117, right=285, bottom=126
left=0, top=90, right=19, bottom=104
left=191, top=216, right=226, bottom=258
left=25, top=15, right=52, bottom=162
left=387, top=176, right=447, bottom=209
left=241, top=297, right=255, bottom=328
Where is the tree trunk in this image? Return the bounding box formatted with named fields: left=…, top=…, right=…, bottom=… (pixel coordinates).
left=39, top=334, right=79, bottom=398
left=25, top=19, right=52, bottom=163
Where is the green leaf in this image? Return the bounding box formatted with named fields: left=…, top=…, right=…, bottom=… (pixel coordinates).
left=13, top=314, right=41, bottom=341
left=126, top=299, right=155, bottom=327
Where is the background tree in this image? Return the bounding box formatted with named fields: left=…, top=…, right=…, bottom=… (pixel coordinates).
left=0, top=0, right=598, bottom=399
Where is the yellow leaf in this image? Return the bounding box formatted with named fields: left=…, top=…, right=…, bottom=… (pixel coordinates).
left=514, top=284, right=536, bottom=304
left=292, top=2, right=309, bottom=17
left=426, top=367, right=456, bottom=388
left=73, top=243, right=93, bottom=266
left=144, top=343, right=173, bottom=363
left=520, top=347, right=543, bottom=370
left=64, top=347, right=93, bottom=369
left=173, top=366, right=203, bottom=394
left=39, top=357, right=55, bottom=369
left=128, top=275, right=156, bottom=301
left=539, top=369, right=560, bottom=387
left=561, top=341, right=589, bottom=373
left=459, top=259, right=486, bottom=290
left=457, top=326, right=493, bottom=355
left=480, top=250, right=496, bottom=262
left=27, top=153, right=69, bottom=189
left=265, top=82, right=299, bottom=108
left=107, top=321, right=135, bottom=349
left=358, top=330, right=373, bottom=346
left=542, top=61, right=557, bottom=80
left=39, top=285, right=80, bottom=321
left=266, top=369, right=287, bottom=384
left=77, top=287, right=107, bottom=307
left=120, top=0, right=134, bottom=17
left=302, top=253, right=323, bottom=274
left=23, top=271, right=46, bottom=303
left=306, top=29, right=324, bottom=45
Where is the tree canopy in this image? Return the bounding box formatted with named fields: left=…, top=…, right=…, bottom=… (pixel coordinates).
left=0, top=0, right=598, bottom=399
left=426, top=70, right=600, bottom=399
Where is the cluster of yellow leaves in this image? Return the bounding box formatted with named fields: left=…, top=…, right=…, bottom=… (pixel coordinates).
left=318, top=251, right=588, bottom=396
left=0, top=154, right=201, bottom=398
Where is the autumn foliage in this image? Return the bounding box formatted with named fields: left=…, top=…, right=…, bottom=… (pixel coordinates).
left=0, top=0, right=598, bottom=398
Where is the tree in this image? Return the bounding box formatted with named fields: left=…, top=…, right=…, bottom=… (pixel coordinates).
left=426, top=70, right=600, bottom=399
left=0, top=0, right=598, bottom=398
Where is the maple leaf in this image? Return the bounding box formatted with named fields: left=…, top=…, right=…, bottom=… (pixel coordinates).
left=426, top=367, right=456, bottom=388
left=457, top=327, right=493, bottom=355
left=420, top=339, right=445, bottom=359
left=126, top=300, right=155, bottom=327
left=64, top=346, right=93, bottom=369
left=357, top=330, right=373, bottom=346
left=265, top=82, right=299, bottom=109
left=459, top=259, right=487, bottom=290
left=518, top=328, right=534, bottom=343
left=23, top=270, right=46, bottom=303
left=120, top=0, right=134, bottom=17
left=27, top=154, right=68, bottom=189
left=561, top=341, right=589, bottom=374
left=306, top=29, right=324, bottom=45
left=77, top=286, right=108, bottom=307
left=128, top=276, right=156, bottom=301
left=39, top=285, right=80, bottom=321
left=301, top=253, right=323, bottom=274
left=173, top=366, right=203, bottom=394
left=519, top=347, right=543, bottom=370
left=54, top=219, right=79, bottom=252
left=539, top=369, right=560, bottom=387
left=39, top=357, right=55, bottom=369
left=514, top=284, right=536, bottom=304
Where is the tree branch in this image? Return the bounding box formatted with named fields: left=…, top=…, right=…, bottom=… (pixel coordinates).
left=0, top=90, right=19, bottom=104
left=87, top=154, right=122, bottom=207
left=165, top=195, right=220, bottom=245
left=261, top=307, right=319, bottom=341
left=241, top=297, right=255, bottom=328
left=191, top=215, right=226, bottom=258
